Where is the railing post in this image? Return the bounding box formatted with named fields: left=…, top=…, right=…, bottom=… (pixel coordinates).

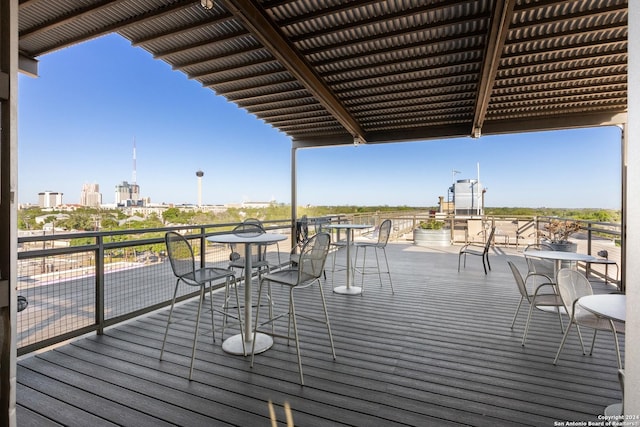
left=199, top=226, right=207, bottom=268
left=586, top=224, right=593, bottom=277
left=96, top=235, right=105, bottom=335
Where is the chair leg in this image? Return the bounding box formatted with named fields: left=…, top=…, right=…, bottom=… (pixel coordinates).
left=458, top=252, right=467, bottom=273
left=317, top=279, right=336, bottom=361
left=160, top=279, right=181, bottom=360
left=553, top=321, right=574, bottom=365
left=589, top=329, right=598, bottom=356
left=575, top=325, right=587, bottom=355
left=208, top=282, right=216, bottom=344
left=289, top=288, right=304, bottom=385
left=250, top=279, right=266, bottom=368
left=381, top=247, right=394, bottom=294
left=189, top=286, right=206, bottom=380
left=609, top=320, right=623, bottom=369
left=356, top=245, right=366, bottom=292
left=231, top=277, right=245, bottom=355
left=510, top=297, right=524, bottom=329
left=486, top=252, right=491, bottom=271
left=556, top=307, right=564, bottom=332
left=373, top=248, right=383, bottom=288
left=521, top=301, right=536, bottom=346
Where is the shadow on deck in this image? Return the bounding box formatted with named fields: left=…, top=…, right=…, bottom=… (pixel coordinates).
left=16, top=243, right=624, bottom=426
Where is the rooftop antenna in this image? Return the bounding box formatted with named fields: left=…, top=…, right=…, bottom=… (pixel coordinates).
left=452, top=169, right=460, bottom=184
left=476, top=162, right=481, bottom=215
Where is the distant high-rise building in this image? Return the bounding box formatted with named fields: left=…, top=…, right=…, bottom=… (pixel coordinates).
left=80, top=183, right=102, bottom=207
left=115, top=181, right=141, bottom=207
left=38, top=191, right=63, bottom=208
left=114, top=138, right=144, bottom=207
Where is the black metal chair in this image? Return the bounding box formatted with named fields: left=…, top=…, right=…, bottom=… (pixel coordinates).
left=458, top=226, right=496, bottom=274
left=161, top=231, right=243, bottom=380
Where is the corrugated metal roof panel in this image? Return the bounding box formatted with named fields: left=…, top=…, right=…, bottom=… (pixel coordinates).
left=17, top=0, right=627, bottom=145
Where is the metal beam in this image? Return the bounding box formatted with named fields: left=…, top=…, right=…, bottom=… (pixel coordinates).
left=472, top=0, right=516, bottom=138
left=19, top=0, right=194, bottom=56
left=219, top=0, right=366, bottom=142
left=18, top=53, right=37, bottom=77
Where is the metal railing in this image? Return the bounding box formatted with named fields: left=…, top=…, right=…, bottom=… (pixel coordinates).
left=16, top=221, right=295, bottom=355
left=16, top=214, right=621, bottom=355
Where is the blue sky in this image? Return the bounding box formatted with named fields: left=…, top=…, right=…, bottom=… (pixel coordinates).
left=18, top=34, right=622, bottom=209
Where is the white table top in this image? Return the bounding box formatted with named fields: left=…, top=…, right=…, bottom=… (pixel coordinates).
left=524, top=250, right=599, bottom=263
left=322, top=223, right=372, bottom=230
left=578, top=294, right=626, bottom=323
left=207, top=232, right=287, bottom=244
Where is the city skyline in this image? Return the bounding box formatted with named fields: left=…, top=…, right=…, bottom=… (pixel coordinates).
left=18, top=34, right=622, bottom=209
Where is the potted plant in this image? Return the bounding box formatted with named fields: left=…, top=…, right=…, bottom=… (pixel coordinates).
left=538, top=219, right=581, bottom=252
left=413, top=219, right=450, bottom=246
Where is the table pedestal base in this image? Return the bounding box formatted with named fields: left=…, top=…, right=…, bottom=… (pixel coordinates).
left=333, top=285, right=362, bottom=295
left=604, top=403, right=622, bottom=417
left=222, top=333, right=273, bottom=356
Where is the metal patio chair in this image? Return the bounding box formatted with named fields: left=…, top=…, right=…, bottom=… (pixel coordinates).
left=160, top=231, right=243, bottom=380
left=458, top=226, right=496, bottom=274
left=353, top=219, right=394, bottom=294
left=251, top=232, right=335, bottom=385
left=553, top=268, right=624, bottom=369
left=507, top=261, right=565, bottom=346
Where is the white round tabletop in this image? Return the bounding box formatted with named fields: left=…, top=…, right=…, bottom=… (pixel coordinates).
left=578, top=294, right=626, bottom=323
left=206, top=232, right=287, bottom=244
left=524, top=250, right=599, bottom=263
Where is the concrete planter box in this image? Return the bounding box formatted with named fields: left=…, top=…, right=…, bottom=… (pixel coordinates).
left=413, top=228, right=450, bottom=247
left=548, top=241, right=578, bottom=268
left=548, top=241, right=578, bottom=252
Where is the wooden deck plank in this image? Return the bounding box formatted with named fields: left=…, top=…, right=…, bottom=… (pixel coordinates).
left=16, top=243, right=624, bottom=426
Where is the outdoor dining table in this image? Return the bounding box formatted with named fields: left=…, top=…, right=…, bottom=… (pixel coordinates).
left=578, top=293, right=626, bottom=416
left=322, top=223, right=372, bottom=295
left=206, top=231, right=287, bottom=355
left=523, top=249, right=600, bottom=280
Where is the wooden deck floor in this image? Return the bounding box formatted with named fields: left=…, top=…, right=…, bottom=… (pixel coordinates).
left=16, top=243, right=624, bottom=426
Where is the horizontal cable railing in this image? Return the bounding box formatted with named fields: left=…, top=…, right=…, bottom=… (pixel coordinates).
left=16, top=214, right=621, bottom=355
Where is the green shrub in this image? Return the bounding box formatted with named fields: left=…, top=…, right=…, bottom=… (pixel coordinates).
left=418, top=219, right=443, bottom=230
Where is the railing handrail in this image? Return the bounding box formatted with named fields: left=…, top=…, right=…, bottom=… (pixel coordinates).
left=16, top=214, right=622, bottom=356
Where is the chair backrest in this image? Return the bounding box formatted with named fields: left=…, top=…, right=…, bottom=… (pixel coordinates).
left=296, top=215, right=309, bottom=244
left=507, top=261, right=529, bottom=301
left=165, top=232, right=196, bottom=279
left=298, top=232, right=331, bottom=282
left=376, top=219, right=392, bottom=247
left=234, top=221, right=265, bottom=235
left=484, top=226, right=496, bottom=251
left=556, top=268, right=593, bottom=317
left=229, top=222, right=266, bottom=261
left=524, top=243, right=555, bottom=274
left=312, top=217, right=331, bottom=234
